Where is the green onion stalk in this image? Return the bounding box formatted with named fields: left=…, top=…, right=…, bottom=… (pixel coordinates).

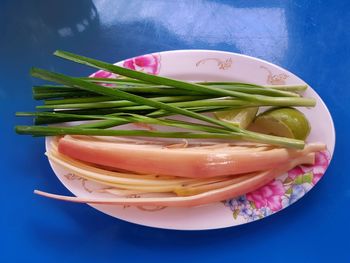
left=21, top=67, right=305, bottom=148
left=14, top=50, right=316, bottom=149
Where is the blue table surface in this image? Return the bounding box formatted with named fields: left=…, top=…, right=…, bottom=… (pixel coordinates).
left=1, top=0, right=349, bottom=262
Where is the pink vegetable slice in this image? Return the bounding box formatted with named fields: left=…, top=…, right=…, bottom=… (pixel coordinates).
left=34, top=154, right=315, bottom=207
left=58, top=135, right=326, bottom=178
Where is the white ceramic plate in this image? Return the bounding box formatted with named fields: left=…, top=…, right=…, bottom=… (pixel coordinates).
left=46, top=50, right=335, bottom=230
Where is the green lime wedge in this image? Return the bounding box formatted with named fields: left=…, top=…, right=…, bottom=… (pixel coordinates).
left=214, top=107, right=259, bottom=129
left=251, top=107, right=311, bottom=140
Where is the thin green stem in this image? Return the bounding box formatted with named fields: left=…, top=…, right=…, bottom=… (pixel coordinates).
left=37, top=95, right=210, bottom=109
left=116, top=97, right=314, bottom=113
left=44, top=96, right=116, bottom=105
left=16, top=112, right=227, bottom=134
left=30, top=68, right=240, bottom=132
left=15, top=125, right=304, bottom=149
left=53, top=50, right=315, bottom=105
left=28, top=106, right=230, bottom=126
left=81, top=77, right=149, bottom=85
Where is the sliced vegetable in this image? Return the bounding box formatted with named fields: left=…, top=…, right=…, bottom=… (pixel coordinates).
left=33, top=153, right=316, bottom=207
left=57, top=135, right=325, bottom=178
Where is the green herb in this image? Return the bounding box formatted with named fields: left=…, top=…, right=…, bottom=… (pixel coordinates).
left=15, top=50, right=318, bottom=149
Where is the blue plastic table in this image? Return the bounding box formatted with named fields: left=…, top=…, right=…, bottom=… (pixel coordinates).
left=1, top=1, right=349, bottom=262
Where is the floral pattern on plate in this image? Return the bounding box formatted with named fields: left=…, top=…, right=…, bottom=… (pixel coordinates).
left=90, top=53, right=161, bottom=80
left=90, top=69, right=118, bottom=86
left=123, top=53, right=161, bottom=74
left=225, top=151, right=331, bottom=222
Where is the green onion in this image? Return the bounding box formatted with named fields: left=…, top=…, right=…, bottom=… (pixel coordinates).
left=200, top=81, right=307, bottom=91
left=15, top=125, right=304, bottom=149
left=15, top=51, right=318, bottom=149
left=33, top=83, right=301, bottom=100
left=84, top=77, right=308, bottom=92
left=118, top=97, right=314, bottom=114
left=26, top=106, right=230, bottom=126
left=33, top=91, right=94, bottom=100
left=37, top=95, right=210, bottom=109
left=82, top=79, right=300, bottom=97
left=81, top=77, right=149, bottom=85
left=30, top=68, right=241, bottom=132
left=44, top=96, right=117, bottom=105
left=16, top=112, right=229, bottom=134
left=29, top=67, right=308, bottom=148
left=54, top=50, right=315, bottom=106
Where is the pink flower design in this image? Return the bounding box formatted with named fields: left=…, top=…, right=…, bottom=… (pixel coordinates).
left=287, top=151, right=330, bottom=184
left=123, top=54, right=160, bottom=74
left=90, top=70, right=118, bottom=86
left=91, top=70, right=113, bottom=78
left=288, top=166, right=304, bottom=180
left=246, top=180, right=285, bottom=212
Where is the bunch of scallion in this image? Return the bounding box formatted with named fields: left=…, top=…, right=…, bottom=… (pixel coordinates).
left=15, top=50, right=315, bottom=149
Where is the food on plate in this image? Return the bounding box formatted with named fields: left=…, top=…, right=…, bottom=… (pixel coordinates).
left=214, top=107, right=259, bottom=129
left=15, top=50, right=326, bottom=208
left=251, top=107, right=311, bottom=140
left=57, top=135, right=323, bottom=178
left=37, top=139, right=321, bottom=207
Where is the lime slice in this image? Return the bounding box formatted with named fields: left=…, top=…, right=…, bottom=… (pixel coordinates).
left=251, top=107, right=311, bottom=140
left=214, top=107, right=259, bottom=129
